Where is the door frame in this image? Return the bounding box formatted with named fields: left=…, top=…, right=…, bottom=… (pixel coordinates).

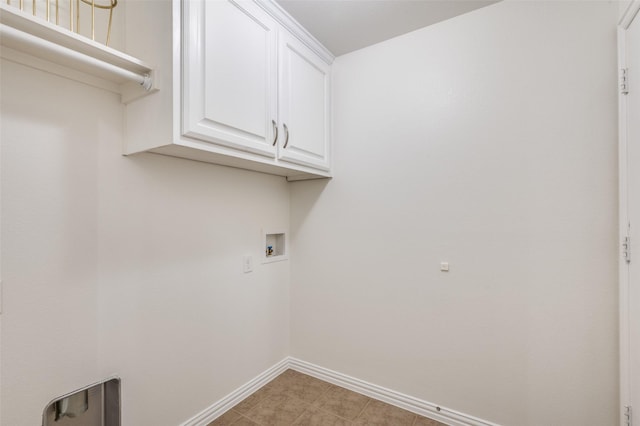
left=620, top=2, right=640, bottom=425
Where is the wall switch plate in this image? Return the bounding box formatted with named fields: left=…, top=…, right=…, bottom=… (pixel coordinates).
left=440, top=262, right=449, bottom=272
left=243, top=256, right=253, bottom=273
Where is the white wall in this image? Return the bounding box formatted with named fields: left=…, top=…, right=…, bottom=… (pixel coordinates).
left=620, top=0, right=634, bottom=20
left=96, top=120, right=291, bottom=425
left=290, top=1, right=619, bottom=425
left=1, top=60, right=104, bottom=426
left=1, top=1, right=621, bottom=425
left=0, top=60, right=290, bottom=426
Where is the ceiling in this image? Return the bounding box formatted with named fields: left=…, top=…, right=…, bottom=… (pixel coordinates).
left=276, top=0, right=500, bottom=57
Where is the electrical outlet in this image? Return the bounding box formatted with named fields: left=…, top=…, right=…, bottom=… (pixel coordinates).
left=243, top=255, right=253, bottom=273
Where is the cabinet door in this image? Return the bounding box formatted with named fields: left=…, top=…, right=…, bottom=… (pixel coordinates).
left=183, top=0, right=278, bottom=157
left=278, top=30, right=331, bottom=171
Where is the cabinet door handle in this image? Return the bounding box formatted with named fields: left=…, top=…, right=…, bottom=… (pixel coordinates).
left=283, top=123, right=290, bottom=148
left=271, top=120, right=278, bottom=146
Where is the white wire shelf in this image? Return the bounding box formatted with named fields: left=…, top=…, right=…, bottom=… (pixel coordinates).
left=0, top=2, right=156, bottom=102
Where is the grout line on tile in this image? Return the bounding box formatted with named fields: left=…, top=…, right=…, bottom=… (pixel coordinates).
left=275, top=394, right=312, bottom=426
left=240, top=401, right=268, bottom=426
left=228, top=370, right=440, bottom=426
left=411, top=413, right=418, bottom=426
left=313, top=381, right=335, bottom=405
left=288, top=402, right=310, bottom=426
left=317, top=406, right=353, bottom=423
left=353, top=398, right=371, bottom=420
left=234, top=413, right=262, bottom=426
left=231, top=409, right=244, bottom=417
left=307, top=383, right=372, bottom=423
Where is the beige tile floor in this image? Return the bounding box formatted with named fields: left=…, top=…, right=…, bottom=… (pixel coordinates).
left=208, top=369, right=447, bottom=426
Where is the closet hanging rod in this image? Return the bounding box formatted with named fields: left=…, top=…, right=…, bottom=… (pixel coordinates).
left=0, top=23, right=152, bottom=90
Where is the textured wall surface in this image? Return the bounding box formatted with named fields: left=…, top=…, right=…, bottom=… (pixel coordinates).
left=290, top=1, right=619, bottom=425
left=1, top=58, right=290, bottom=425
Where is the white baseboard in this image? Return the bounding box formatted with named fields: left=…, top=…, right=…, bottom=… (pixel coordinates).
left=181, top=357, right=501, bottom=426
left=288, top=358, right=501, bottom=426
left=180, top=357, right=290, bottom=426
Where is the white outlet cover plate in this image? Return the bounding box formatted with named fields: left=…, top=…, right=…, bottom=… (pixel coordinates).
left=243, top=255, right=253, bottom=273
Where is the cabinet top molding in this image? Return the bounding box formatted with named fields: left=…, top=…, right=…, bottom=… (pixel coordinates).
left=254, top=0, right=335, bottom=65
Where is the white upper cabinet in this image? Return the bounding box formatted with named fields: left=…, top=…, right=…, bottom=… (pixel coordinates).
left=183, top=0, right=278, bottom=158
left=124, top=0, right=334, bottom=181
left=278, top=29, right=331, bottom=171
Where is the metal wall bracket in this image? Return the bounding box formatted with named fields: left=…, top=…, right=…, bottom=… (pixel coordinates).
left=624, top=235, right=631, bottom=264
left=625, top=405, right=632, bottom=426
left=621, top=68, right=630, bottom=95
